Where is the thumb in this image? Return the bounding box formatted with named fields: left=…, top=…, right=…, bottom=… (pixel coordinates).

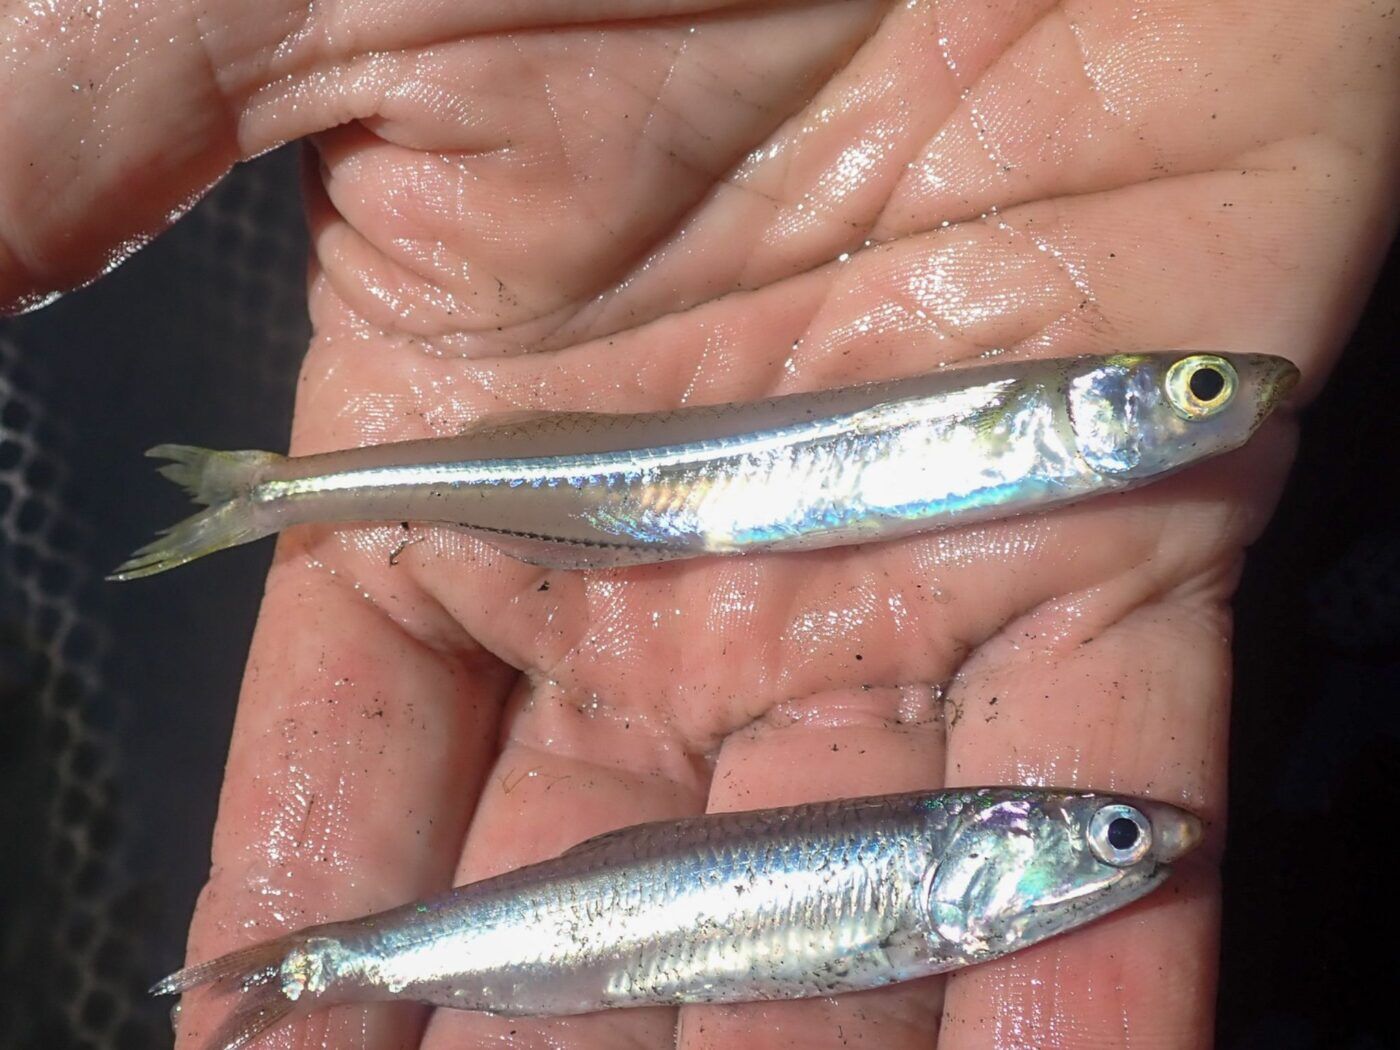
left=0, top=0, right=308, bottom=312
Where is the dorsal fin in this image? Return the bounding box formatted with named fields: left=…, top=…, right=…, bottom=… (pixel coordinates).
left=560, top=825, right=637, bottom=857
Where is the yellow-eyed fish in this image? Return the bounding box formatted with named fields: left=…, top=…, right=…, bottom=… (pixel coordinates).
left=112, top=352, right=1297, bottom=579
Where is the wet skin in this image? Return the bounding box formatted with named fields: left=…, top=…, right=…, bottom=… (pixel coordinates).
left=3, top=2, right=1398, bottom=1048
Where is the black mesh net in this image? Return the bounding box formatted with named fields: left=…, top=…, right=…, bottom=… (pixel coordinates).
left=1, top=332, right=143, bottom=1050
left=0, top=146, right=307, bottom=1050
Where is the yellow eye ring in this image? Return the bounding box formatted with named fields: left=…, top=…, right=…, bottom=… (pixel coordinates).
left=1165, top=354, right=1238, bottom=419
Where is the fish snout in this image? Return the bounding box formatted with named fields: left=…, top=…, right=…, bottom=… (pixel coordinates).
left=1265, top=356, right=1301, bottom=405
left=1137, top=802, right=1204, bottom=864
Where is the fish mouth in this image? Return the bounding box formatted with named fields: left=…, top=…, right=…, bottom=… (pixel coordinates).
left=1245, top=355, right=1301, bottom=432
left=1261, top=356, right=1301, bottom=409
left=1135, top=801, right=1204, bottom=863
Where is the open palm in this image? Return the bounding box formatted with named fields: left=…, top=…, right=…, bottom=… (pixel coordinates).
left=4, top=1, right=1397, bottom=1048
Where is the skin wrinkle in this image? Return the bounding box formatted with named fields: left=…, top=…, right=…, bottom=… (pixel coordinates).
left=498, top=728, right=705, bottom=812
left=524, top=587, right=632, bottom=692
left=304, top=26, right=843, bottom=344
left=1160, top=557, right=1245, bottom=610
left=342, top=4, right=887, bottom=348
left=187, top=3, right=245, bottom=152
left=199, top=6, right=336, bottom=154
left=556, top=3, right=894, bottom=334
left=315, top=0, right=762, bottom=61
left=710, top=14, right=931, bottom=283
left=631, top=36, right=694, bottom=153
left=768, top=245, right=847, bottom=385
left=735, top=684, right=951, bottom=741
left=285, top=554, right=506, bottom=700
left=952, top=562, right=1172, bottom=685
left=1061, top=10, right=1117, bottom=121
left=859, top=0, right=1055, bottom=236
left=375, top=154, right=1280, bottom=364
left=287, top=530, right=490, bottom=660
left=534, top=45, right=583, bottom=230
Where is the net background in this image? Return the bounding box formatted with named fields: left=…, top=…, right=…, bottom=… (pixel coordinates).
left=0, top=145, right=1396, bottom=1049
left=1, top=146, right=305, bottom=1049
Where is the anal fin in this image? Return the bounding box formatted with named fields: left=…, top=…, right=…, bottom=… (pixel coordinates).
left=462, top=528, right=696, bottom=571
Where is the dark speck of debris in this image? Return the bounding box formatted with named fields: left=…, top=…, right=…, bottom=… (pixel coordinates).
left=854, top=653, right=863, bottom=661
left=389, top=531, right=424, bottom=566
left=538, top=580, right=551, bottom=592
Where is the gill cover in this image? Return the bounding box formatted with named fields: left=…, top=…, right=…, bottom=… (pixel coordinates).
left=921, top=795, right=1163, bottom=962
left=1065, top=353, right=1261, bottom=480
left=1065, top=357, right=1159, bottom=476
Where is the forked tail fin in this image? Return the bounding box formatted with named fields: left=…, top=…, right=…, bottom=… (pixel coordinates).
left=152, top=935, right=302, bottom=1050
left=108, top=444, right=284, bottom=580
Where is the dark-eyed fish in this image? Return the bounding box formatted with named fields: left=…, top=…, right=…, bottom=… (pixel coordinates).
left=112, top=352, right=1297, bottom=579
left=155, top=788, right=1203, bottom=1050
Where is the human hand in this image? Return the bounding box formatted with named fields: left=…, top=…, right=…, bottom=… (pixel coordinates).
left=4, top=2, right=1397, bottom=1047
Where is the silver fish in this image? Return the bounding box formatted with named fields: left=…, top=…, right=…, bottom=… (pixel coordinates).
left=111, top=352, right=1297, bottom=579
left=155, top=788, right=1202, bottom=1050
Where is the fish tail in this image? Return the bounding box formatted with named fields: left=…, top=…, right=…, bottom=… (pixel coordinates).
left=108, top=445, right=284, bottom=580
left=201, top=993, right=296, bottom=1050
left=153, top=937, right=300, bottom=1050
left=150, top=940, right=285, bottom=996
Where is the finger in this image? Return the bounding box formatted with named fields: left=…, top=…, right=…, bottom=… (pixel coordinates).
left=0, top=0, right=310, bottom=309
left=930, top=442, right=1295, bottom=1049
left=939, top=870, right=1218, bottom=1050
left=675, top=685, right=948, bottom=1050
left=937, top=593, right=1230, bottom=1049
left=568, top=0, right=1400, bottom=351
left=414, top=676, right=711, bottom=1050
left=172, top=537, right=514, bottom=1049
left=876, top=0, right=1400, bottom=237
left=303, top=0, right=885, bottom=349
left=2, top=0, right=840, bottom=312
left=306, top=105, right=1393, bottom=399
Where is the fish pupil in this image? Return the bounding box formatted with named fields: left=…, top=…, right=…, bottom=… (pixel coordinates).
left=1189, top=366, right=1225, bottom=402
left=1107, top=817, right=1139, bottom=850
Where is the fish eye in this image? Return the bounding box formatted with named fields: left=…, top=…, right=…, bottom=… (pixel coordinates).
left=1088, top=804, right=1153, bottom=867
left=1165, top=354, right=1238, bottom=419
